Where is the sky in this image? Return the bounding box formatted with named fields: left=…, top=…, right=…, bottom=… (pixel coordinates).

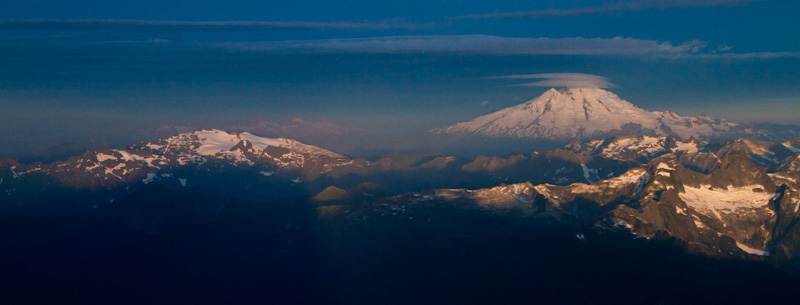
left=1, top=0, right=800, bottom=157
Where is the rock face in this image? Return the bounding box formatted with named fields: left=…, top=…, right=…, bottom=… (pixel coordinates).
left=5, top=127, right=800, bottom=262
left=433, top=88, right=748, bottom=141
left=608, top=152, right=784, bottom=258
left=406, top=140, right=800, bottom=260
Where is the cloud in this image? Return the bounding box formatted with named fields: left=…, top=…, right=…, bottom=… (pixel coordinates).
left=0, top=18, right=423, bottom=31
left=692, top=51, right=800, bottom=60
left=214, top=35, right=705, bottom=56
left=513, top=79, right=614, bottom=89
left=481, top=101, right=491, bottom=106
left=210, top=35, right=800, bottom=59
left=489, top=73, right=616, bottom=89
left=458, top=0, right=763, bottom=19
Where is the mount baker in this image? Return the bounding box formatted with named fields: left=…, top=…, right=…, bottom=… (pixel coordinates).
left=433, top=88, right=758, bottom=141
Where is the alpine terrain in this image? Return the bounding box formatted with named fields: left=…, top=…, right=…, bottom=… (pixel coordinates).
left=433, top=88, right=763, bottom=141
left=4, top=125, right=800, bottom=304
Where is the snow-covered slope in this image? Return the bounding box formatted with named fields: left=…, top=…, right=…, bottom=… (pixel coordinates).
left=0, top=129, right=351, bottom=191
left=567, top=134, right=703, bottom=162
left=139, top=129, right=345, bottom=167
left=433, top=88, right=743, bottom=141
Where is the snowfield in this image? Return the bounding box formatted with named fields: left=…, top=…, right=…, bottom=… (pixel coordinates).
left=434, top=88, right=742, bottom=140
left=678, top=184, right=773, bottom=221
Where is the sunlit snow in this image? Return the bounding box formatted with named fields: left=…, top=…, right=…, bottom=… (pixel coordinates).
left=735, top=242, right=770, bottom=256
left=679, top=184, right=772, bottom=221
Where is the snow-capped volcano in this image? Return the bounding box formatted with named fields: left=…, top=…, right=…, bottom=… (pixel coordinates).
left=432, top=88, right=743, bottom=141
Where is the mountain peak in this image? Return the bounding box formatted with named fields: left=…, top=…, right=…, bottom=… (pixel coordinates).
left=433, top=88, right=744, bottom=141
left=141, top=129, right=346, bottom=160
left=434, top=88, right=653, bottom=140
left=538, top=87, right=613, bottom=99
left=556, top=87, right=610, bottom=93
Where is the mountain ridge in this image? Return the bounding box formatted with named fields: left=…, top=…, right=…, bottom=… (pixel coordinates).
left=5, top=127, right=800, bottom=262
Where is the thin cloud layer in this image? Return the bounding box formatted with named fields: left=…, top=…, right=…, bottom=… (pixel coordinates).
left=0, top=18, right=423, bottom=30
left=215, top=35, right=705, bottom=56
left=459, top=0, right=762, bottom=19
left=489, top=73, right=616, bottom=89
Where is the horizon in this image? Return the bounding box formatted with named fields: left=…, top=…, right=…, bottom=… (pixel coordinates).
left=3, top=85, right=800, bottom=159
left=2, top=0, right=800, bottom=157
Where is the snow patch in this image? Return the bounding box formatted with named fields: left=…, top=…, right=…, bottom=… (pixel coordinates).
left=674, top=141, right=699, bottom=153
left=612, top=218, right=634, bottom=230
left=678, top=184, right=773, bottom=221
left=608, top=169, right=646, bottom=186
left=635, top=174, right=649, bottom=196
left=771, top=189, right=783, bottom=202
left=103, top=167, right=122, bottom=179
left=238, top=132, right=288, bottom=151
left=694, top=219, right=705, bottom=229
left=735, top=242, right=770, bottom=256
left=114, top=150, right=145, bottom=162
left=783, top=142, right=800, bottom=153
left=143, top=173, right=157, bottom=184
left=794, top=198, right=800, bottom=214
left=753, top=153, right=780, bottom=164
left=656, top=163, right=675, bottom=171
left=16, top=168, right=42, bottom=177
left=769, top=173, right=796, bottom=183
left=580, top=164, right=592, bottom=183
left=96, top=153, right=116, bottom=162
left=195, top=129, right=247, bottom=155
left=655, top=163, right=674, bottom=177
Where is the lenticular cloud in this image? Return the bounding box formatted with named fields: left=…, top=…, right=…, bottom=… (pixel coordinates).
left=488, top=73, right=616, bottom=89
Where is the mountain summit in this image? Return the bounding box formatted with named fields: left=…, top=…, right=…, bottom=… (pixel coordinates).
left=432, top=88, right=742, bottom=141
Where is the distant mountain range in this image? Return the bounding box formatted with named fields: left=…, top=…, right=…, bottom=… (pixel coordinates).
left=0, top=130, right=699, bottom=214
left=4, top=125, right=800, bottom=263
left=5, top=87, right=800, bottom=267
left=433, top=88, right=799, bottom=142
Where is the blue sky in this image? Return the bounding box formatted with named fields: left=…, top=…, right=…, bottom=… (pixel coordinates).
left=1, top=0, right=799, bottom=156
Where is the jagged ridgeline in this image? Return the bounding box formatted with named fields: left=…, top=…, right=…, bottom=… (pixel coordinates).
left=0, top=130, right=702, bottom=215
left=3, top=125, right=800, bottom=262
